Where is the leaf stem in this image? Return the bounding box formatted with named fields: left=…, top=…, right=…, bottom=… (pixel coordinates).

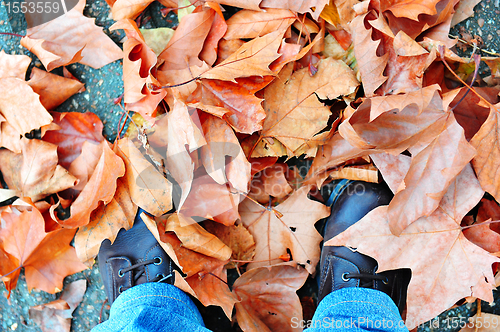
left=0, top=265, right=21, bottom=279
left=0, top=32, right=25, bottom=38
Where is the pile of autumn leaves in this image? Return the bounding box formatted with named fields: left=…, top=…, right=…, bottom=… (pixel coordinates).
left=1, top=0, right=500, bottom=330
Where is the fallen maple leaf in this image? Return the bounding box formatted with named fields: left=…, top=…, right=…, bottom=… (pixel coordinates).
left=199, top=3, right=227, bottom=66
left=29, top=279, right=87, bottom=332
left=233, top=265, right=309, bottom=332
left=326, top=164, right=499, bottom=328
left=0, top=139, right=77, bottom=202
left=110, top=19, right=163, bottom=120
left=165, top=99, right=207, bottom=209
left=240, top=185, right=330, bottom=273
left=21, top=0, right=122, bottom=71
left=0, top=205, right=87, bottom=295
left=187, top=76, right=273, bottom=133
left=349, top=12, right=388, bottom=96
left=158, top=232, right=237, bottom=318
left=261, top=57, right=358, bottom=153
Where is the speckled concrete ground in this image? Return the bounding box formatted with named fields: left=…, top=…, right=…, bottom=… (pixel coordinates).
left=0, top=0, right=499, bottom=331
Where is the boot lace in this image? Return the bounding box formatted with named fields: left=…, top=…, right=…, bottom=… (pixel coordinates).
left=118, top=257, right=173, bottom=293
left=342, top=272, right=388, bottom=288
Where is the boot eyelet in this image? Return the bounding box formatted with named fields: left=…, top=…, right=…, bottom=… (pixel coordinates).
left=118, top=269, right=124, bottom=277
left=157, top=273, right=166, bottom=279
left=342, top=273, right=350, bottom=282
left=119, top=285, right=124, bottom=293
left=382, top=277, right=389, bottom=285
left=154, top=257, right=163, bottom=265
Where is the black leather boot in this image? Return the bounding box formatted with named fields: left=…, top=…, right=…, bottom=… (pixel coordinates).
left=318, top=180, right=411, bottom=314
left=98, top=210, right=176, bottom=304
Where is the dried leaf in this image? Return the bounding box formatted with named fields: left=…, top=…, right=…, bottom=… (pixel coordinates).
left=42, top=112, right=104, bottom=169
left=470, top=105, right=500, bottom=202
left=327, top=164, right=498, bottom=328
left=74, top=177, right=136, bottom=266
left=161, top=213, right=232, bottom=260
left=240, top=186, right=330, bottom=273
left=0, top=78, right=52, bottom=137
left=233, top=265, right=308, bottom=332
left=0, top=140, right=77, bottom=202
left=224, top=9, right=296, bottom=40
left=0, top=206, right=87, bottom=294
left=115, top=137, right=173, bottom=216
left=29, top=279, right=86, bottom=332
left=28, top=68, right=85, bottom=111
left=21, top=0, right=122, bottom=70
left=53, top=141, right=125, bottom=228
left=200, top=30, right=283, bottom=81
left=261, top=58, right=358, bottom=152
left=387, top=112, right=476, bottom=235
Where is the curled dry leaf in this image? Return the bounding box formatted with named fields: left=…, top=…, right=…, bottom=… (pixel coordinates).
left=0, top=139, right=77, bottom=202
left=110, top=19, right=161, bottom=119
left=240, top=186, right=330, bottom=273
left=0, top=205, right=87, bottom=295
left=233, top=265, right=309, bottom=332
left=165, top=99, right=207, bottom=209
left=160, top=213, right=232, bottom=261
left=21, top=0, right=122, bottom=71
left=52, top=141, right=125, bottom=228
left=327, top=164, right=499, bottom=328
